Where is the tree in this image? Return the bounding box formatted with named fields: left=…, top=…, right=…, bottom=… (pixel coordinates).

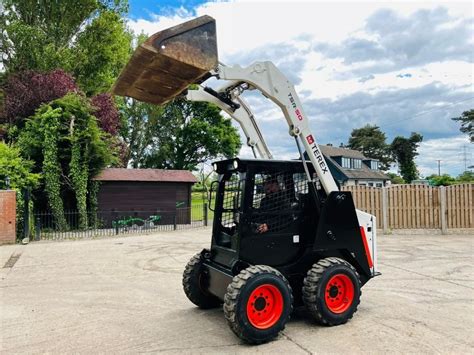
left=2, top=69, right=78, bottom=126
left=0, top=142, right=40, bottom=190
left=18, top=93, right=116, bottom=229
left=390, top=132, right=423, bottom=183
left=0, top=0, right=131, bottom=94
left=90, top=93, right=121, bottom=135
left=74, top=10, right=132, bottom=95
left=0, top=142, right=41, bottom=239
left=386, top=172, right=405, bottom=184
left=457, top=170, right=474, bottom=183
left=118, top=98, right=163, bottom=167
left=452, top=109, right=473, bottom=143
left=120, top=99, right=242, bottom=170
left=427, top=174, right=455, bottom=186
left=348, top=124, right=392, bottom=170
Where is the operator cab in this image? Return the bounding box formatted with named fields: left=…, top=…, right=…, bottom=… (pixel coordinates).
left=210, top=158, right=323, bottom=268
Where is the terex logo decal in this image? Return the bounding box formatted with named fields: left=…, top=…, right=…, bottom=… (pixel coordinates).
left=288, top=93, right=303, bottom=121
left=311, top=144, right=329, bottom=174
left=305, top=135, right=329, bottom=174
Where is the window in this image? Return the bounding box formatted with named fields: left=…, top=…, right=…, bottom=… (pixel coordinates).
left=214, top=172, right=244, bottom=249
left=368, top=182, right=374, bottom=187
left=370, top=161, right=379, bottom=170
left=376, top=183, right=383, bottom=188
left=341, top=157, right=351, bottom=168
left=250, top=172, right=302, bottom=233
left=351, top=159, right=362, bottom=169
left=221, top=173, right=243, bottom=228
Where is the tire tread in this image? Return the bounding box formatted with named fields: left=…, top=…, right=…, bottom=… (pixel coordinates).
left=223, top=265, right=293, bottom=344
left=302, top=257, right=361, bottom=325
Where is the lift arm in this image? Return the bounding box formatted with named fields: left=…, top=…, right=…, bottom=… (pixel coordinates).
left=186, top=86, right=273, bottom=159
left=216, top=62, right=339, bottom=194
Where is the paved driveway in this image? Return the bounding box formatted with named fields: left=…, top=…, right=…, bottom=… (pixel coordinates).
left=1, top=228, right=473, bottom=354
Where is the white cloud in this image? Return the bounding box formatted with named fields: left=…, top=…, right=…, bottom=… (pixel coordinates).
left=127, top=0, right=473, bottom=177
left=417, top=135, right=472, bottom=176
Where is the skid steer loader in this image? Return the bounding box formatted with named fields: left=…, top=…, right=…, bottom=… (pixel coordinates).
left=113, top=15, right=379, bottom=344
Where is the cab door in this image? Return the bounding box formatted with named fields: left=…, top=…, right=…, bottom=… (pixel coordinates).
left=239, top=172, right=304, bottom=266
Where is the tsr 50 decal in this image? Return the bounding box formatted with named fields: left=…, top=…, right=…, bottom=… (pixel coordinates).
left=288, top=93, right=303, bottom=121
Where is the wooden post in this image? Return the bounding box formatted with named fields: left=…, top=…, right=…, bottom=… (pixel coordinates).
left=440, top=186, right=447, bottom=234
left=382, top=187, right=389, bottom=234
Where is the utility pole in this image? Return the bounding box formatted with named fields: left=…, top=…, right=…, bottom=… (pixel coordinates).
left=436, top=160, right=441, bottom=176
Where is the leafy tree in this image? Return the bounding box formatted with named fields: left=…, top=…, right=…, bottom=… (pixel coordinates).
left=74, top=11, right=132, bottom=95
left=390, top=132, right=423, bottom=183
left=427, top=174, right=456, bottom=186
left=0, top=142, right=40, bottom=190
left=120, top=99, right=242, bottom=170
left=91, top=93, right=121, bottom=135
left=18, top=93, right=115, bottom=229
left=2, top=69, right=78, bottom=126
left=386, top=172, right=405, bottom=184
left=348, top=124, right=392, bottom=170
left=456, top=170, right=474, bottom=183
left=118, top=98, right=163, bottom=167
left=0, top=0, right=96, bottom=72
left=0, top=0, right=131, bottom=94
left=452, top=109, right=473, bottom=143
left=0, top=142, right=41, bottom=239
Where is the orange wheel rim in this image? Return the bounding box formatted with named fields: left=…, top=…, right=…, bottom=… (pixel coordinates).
left=246, top=284, right=284, bottom=329
left=325, top=274, right=354, bottom=314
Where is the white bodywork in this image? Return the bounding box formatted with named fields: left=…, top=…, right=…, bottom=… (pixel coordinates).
left=189, top=61, right=377, bottom=275
left=356, top=210, right=378, bottom=274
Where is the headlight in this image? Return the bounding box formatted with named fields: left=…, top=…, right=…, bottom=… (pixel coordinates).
left=212, top=163, right=217, bottom=171
left=233, top=160, right=239, bottom=169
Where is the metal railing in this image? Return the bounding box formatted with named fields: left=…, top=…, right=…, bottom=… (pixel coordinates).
left=33, top=203, right=210, bottom=240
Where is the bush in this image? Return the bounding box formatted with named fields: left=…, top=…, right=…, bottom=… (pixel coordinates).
left=0, top=142, right=40, bottom=239
left=3, top=69, right=78, bottom=125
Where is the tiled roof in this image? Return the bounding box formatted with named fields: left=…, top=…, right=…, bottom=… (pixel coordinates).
left=93, top=168, right=197, bottom=183
left=320, top=145, right=389, bottom=181
left=319, top=145, right=366, bottom=159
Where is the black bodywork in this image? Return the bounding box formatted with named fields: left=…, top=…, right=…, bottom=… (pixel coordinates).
left=201, top=158, right=374, bottom=305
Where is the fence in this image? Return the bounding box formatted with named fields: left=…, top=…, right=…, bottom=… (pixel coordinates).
left=342, top=184, right=474, bottom=233
left=33, top=203, right=210, bottom=240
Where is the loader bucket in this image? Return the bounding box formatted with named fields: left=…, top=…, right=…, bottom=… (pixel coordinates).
left=112, top=15, right=218, bottom=105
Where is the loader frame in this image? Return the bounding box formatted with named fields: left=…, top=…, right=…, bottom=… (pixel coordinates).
left=200, top=158, right=374, bottom=304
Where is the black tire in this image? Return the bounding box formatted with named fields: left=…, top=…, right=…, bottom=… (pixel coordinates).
left=182, top=252, right=221, bottom=309
left=223, top=265, right=293, bottom=344
left=302, top=257, right=361, bottom=326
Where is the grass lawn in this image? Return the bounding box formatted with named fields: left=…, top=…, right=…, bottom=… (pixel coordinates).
left=191, top=191, right=215, bottom=221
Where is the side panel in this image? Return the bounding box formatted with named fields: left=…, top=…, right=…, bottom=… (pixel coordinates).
left=203, top=262, right=234, bottom=301
left=313, top=191, right=372, bottom=282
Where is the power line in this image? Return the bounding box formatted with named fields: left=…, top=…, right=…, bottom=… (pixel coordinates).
left=382, top=97, right=474, bottom=128
left=329, top=97, right=474, bottom=143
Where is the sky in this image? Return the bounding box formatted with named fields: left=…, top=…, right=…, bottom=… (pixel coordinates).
left=127, top=0, right=473, bottom=177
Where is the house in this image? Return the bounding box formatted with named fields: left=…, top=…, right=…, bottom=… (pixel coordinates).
left=93, top=168, right=197, bottom=225
left=319, top=145, right=389, bottom=187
